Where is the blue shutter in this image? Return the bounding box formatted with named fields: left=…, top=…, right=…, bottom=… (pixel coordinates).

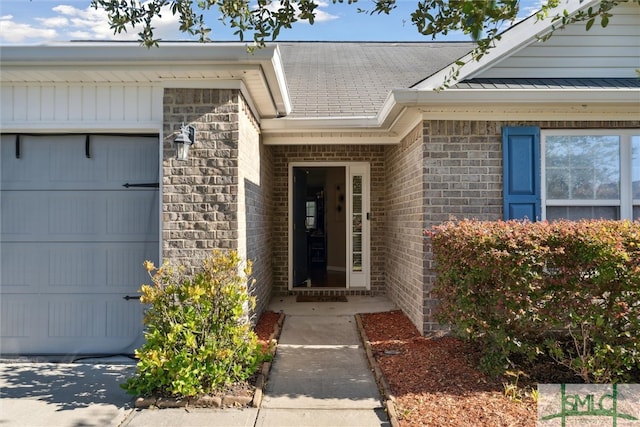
left=502, top=126, right=541, bottom=221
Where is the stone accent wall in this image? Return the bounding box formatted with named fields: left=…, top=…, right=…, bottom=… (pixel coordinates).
left=162, top=88, right=272, bottom=318
left=420, top=119, right=640, bottom=333
left=270, top=145, right=386, bottom=295
left=383, top=124, right=428, bottom=334
left=162, top=88, right=240, bottom=268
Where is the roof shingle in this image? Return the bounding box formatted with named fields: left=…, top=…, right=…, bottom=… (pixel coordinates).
left=277, top=42, right=474, bottom=118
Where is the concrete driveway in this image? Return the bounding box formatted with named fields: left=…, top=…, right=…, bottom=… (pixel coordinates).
left=0, top=357, right=136, bottom=427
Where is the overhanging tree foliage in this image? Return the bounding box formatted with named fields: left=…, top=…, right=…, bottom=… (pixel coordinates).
left=91, top=0, right=638, bottom=84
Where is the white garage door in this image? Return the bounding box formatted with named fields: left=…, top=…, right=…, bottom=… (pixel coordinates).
left=1, top=134, right=159, bottom=355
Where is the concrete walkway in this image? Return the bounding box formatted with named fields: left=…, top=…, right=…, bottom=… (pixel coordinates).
left=1, top=295, right=397, bottom=427
left=256, top=313, right=389, bottom=426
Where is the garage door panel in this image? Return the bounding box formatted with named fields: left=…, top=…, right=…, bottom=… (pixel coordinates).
left=1, top=135, right=158, bottom=191
left=106, top=300, right=144, bottom=338
left=49, top=245, right=107, bottom=288
left=48, top=193, right=105, bottom=236
left=103, top=136, right=159, bottom=183
left=48, top=298, right=103, bottom=337
left=1, top=135, right=49, bottom=187
left=1, top=295, right=144, bottom=354
left=106, top=191, right=159, bottom=236
left=1, top=244, right=47, bottom=289
left=1, top=248, right=30, bottom=287
left=2, top=135, right=104, bottom=190
left=1, top=192, right=43, bottom=236
left=1, top=191, right=105, bottom=239
left=49, top=137, right=104, bottom=184
left=2, top=191, right=159, bottom=242
left=0, top=297, right=42, bottom=338
left=3, top=243, right=153, bottom=292
left=46, top=295, right=143, bottom=352
left=107, top=244, right=156, bottom=288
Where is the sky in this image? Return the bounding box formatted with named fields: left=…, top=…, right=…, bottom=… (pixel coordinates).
left=0, top=0, right=545, bottom=45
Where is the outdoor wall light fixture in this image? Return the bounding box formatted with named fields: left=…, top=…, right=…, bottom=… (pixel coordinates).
left=174, top=123, right=196, bottom=161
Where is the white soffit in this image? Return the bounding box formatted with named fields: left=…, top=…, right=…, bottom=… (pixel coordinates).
left=386, top=86, right=640, bottom=121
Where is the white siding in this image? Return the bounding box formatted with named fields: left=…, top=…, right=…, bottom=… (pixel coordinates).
left=0, top=83, right=163, bottom=130
left=478, top=2, right=640, bottom=78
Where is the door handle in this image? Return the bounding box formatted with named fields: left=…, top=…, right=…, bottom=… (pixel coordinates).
left=123, top=295, right=141, bottom=301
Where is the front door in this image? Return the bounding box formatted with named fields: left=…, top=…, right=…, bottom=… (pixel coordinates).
left=289, top=163, right=370, bottom=290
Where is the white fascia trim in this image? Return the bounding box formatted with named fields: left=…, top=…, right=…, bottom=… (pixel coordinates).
left=414, top=0, right=600, bottom=90
left=266, top=45, right=292, bottom=115
left=392, top=87, right=640, bottom=105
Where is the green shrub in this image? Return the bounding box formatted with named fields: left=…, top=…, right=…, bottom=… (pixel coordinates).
left=122, top=250, right=265, bottom=397
left=428, top=219, right=640, bottom=383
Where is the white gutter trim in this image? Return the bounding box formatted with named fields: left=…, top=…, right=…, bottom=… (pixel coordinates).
left=268, top=45, right=292, bottom=115
left=0, top=42, right=277, bottom=64
left=391, top=87, right=640, bottom=105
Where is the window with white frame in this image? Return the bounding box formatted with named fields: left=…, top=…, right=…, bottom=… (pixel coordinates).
left=542, top=130, right=640, bottom=221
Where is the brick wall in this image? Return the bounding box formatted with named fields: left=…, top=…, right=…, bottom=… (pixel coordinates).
left=270, top=145, right=386, bottom=295
left=162, top=88, right=272, bottom=319
left=237, top=96, right=273, bottom=316
left=383, top=125, right=428, bottom=334
left=162, top=88, right=240, bottom=268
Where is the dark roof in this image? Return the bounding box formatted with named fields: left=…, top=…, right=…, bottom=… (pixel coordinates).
left=277, top=42, right=474, bottom=117
left=453, top=78, right=640, bottom=90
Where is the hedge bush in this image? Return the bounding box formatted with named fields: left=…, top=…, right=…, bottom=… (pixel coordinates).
left=428, top=219, right=640, bottom=383
left=122, top=250, right=265, bottom=397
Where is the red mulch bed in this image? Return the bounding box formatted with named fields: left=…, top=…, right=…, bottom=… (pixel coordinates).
left=254, top=310, right=282, bottom=352
left=256, top=309, right=539, bottom=425
left=255, top=310, right=281, bottom=340
left=360, top=310, right=537, bottom=427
